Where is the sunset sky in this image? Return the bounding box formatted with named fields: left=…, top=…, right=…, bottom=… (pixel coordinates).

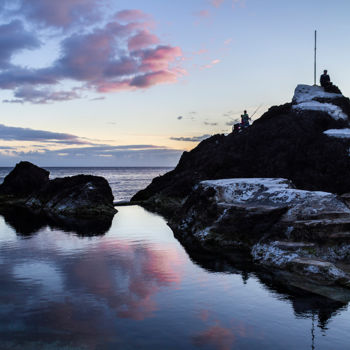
left=0, top=0, right=349, bottom=166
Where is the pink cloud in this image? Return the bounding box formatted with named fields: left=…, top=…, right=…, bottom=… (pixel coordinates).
left=131, top=70, right=178, bottom=88
left=211, top=0, right=225, bottom=7
left=193, top=322, right=236, bottom=350
left=128, top=30, right=159, bottom=51
left=137, top=46, right=183, bottom=71
left=0, top=10, right=185, bottom=102
left=197, top=9, right=211, bottom=17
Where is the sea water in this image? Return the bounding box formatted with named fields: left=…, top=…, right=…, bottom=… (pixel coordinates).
left=0, top=167, right=350, bottom=349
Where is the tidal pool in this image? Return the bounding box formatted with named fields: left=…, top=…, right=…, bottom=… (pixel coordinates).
left=0, top=205, right=349, bottom=350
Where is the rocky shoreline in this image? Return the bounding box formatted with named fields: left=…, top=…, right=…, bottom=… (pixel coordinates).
left=132, top=84, right=350, bottom=296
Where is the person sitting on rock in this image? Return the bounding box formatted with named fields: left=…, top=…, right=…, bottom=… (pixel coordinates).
left=241, top=110, right=250, bottom=129
left=319, top=70, right=342, bottom=94
left=320, top=69, right=331, bottom=88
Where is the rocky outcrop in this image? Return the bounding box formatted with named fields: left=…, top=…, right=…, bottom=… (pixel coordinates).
left=170, top=178, right=350, bottom=288
left=26, top=175, right=116, bottom=217
left=131, top=83, right=350, bottom=294
left=0, top=162, right=117, bottom=218
left=132, top=85, right=350, bottom=215
left=0, top=161, right=49, bottom=197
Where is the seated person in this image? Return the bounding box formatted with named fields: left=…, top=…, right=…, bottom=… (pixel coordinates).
left=320, top=69, right=331, bottom=88
left=320, top=69, right=342, bottom=94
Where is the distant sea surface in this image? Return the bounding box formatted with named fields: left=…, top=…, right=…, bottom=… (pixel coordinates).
left=0, top=167, right=172, bottom=201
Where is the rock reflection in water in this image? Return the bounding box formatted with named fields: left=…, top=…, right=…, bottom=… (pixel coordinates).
left=0, top=206, right=113, bottom=236
left=182, top=243, right=347, bottom=335
left=0, top=206, right=350, bottom=349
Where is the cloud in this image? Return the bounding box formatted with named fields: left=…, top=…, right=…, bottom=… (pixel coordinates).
left=115, top=9, right=151, bottom=22
left=193, top=322, right=236, bottom=350
left=0, top=20, right=40, bottom=69
left=0, top=124, right=93, bottom=145
left=15, top=0, right=103, bottom=29
left=128, top=30, right=159, bottom=51
left=225, top=119, right=240, bottom=126
left=211, top=0, right=225, bottom=8
left=170, top=134, right=211, bottom=142
left=4, top=145, right=183, bottom=166
left=0, top=10, right=185, bottom=102
left=204, top=121, right=218, bottom=126
left=177, top=116, right=183, bottom=120
left=201, top=59, right=220, bottom=70
left=4, top=86, right=80, bottom=104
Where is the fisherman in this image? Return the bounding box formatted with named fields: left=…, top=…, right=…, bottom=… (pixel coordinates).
left=320, top=69, right=331, bottom=88
left=241, top=110, right=250, bottom=129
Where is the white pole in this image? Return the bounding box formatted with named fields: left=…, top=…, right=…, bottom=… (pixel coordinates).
left=314, top=30, right=317, bottom=85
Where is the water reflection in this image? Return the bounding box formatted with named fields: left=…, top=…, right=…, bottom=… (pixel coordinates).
left=181, top=240, right=347, bottom=333
left=0, top=206, right=349, bottom=349
left=0, top=207, right=113, bottom=236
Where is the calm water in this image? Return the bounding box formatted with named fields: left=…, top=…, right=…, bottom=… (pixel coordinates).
left=0, top=168, right=350, bottom=349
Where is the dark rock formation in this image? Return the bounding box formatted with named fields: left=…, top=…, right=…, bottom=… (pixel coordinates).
left=132, top=84, right=350, bottom=293
left=0, top=162, right=117, bottom=218
left=170, top=178, right=350, bottom=290
left=26, top=174, right=116, bottom=217
left=132, top=85, right=350, bottom=215
left=0, top=161, right=49, bottom=197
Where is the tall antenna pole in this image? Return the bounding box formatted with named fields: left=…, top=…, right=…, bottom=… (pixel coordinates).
left=314, top=30, right=317, bottom=85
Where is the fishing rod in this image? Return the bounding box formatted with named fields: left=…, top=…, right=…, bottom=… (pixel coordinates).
left=250, top=104, right=263, bottom=119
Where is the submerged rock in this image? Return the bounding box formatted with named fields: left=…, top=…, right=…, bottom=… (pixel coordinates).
left=0, top=162, right=117, bottom=218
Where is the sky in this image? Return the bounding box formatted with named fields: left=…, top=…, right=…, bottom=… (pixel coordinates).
left=0, top=0, right=350, bottom=166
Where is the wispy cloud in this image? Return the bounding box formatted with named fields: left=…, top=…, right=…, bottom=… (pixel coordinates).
left=0, top=124, right=94, bottom=145
left=170, top=134, right=211, bottom=142
left=210, top=0, right=225, bottom=8
left=2, top=144, right=183, bottom=166
left=201, top=59, right=220, bottom=70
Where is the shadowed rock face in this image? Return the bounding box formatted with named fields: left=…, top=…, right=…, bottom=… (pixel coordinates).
left=0, top=161, right=49, bottom=196
left=132, top=85, right=350, bottom=214
left=26, top=174, right=116, bottom=217
left=0, top=162, right=117, bottom=218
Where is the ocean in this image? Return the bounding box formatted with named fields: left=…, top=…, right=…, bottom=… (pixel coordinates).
left=0, top=167, right=172, bottom=202
left=0, top=167, right=350, bottom=349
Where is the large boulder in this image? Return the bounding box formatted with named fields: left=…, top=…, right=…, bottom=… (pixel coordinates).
left=26, top=174, right=116, bottom=217
left=132, top=85, right=350, bottom=214
left=170, top=178, right=350, bottom=288
left=0, top=161, right=49, bottom=197
left=0, top=162, right=117, bottom=218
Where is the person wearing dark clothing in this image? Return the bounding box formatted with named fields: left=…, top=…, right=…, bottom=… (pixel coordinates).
left=320, top=70, right=331, bottom=88
left=241, top=110, right=250, bottom=129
